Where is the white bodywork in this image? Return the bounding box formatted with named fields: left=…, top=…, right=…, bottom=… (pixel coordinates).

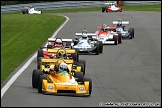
left=109, top=5, right=120, bottom=11
left=94, top=31, right=118, bottom=44
left=28, top=8, right=42, bottom=14
left=104, top=1, right=117, bottom=6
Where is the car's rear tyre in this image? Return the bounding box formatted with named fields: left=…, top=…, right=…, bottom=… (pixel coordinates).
left=78, top=59, right=86, bottom=76
left=37, top=49, right=44, bottom=63
left=77, top=62, right=85, bottom=76
left=101, top=6, right=105, bottom=12
left=32, top=69, right=43, bottom=88
left=117, top=33, right=122, bottom=44
left=38, top=75, right=46, bottom=93
left=71, top=48, right=79, bottom=62
left=98, top=41, right=103, bottom=53
left=129, top=28, right=134, bottom=38
left=84, top=78, right=92, bottom=96
left=94, top=42, right=100, bottom=55
left=128, top=28, right=133, bottom=39
left=113, top=35, right=117, bottom=45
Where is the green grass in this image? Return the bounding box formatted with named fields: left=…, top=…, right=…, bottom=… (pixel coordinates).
left=1, top=4, right=161, bottom=83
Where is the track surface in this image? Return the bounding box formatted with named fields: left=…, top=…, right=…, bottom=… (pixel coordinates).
left=1, top=11, right=161, bottom=107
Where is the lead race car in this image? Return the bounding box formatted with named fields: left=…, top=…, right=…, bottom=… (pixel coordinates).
left=68, top=29, right=103, bottom=55
left=93, top=24, right=122, bottom=45
left=101, top=3, right=122, bottom=12
left=21, top=5, right=42, bottom=14
left=112, top=19, right=135, bottom=39
left=34, top=59, right=92, bottom=96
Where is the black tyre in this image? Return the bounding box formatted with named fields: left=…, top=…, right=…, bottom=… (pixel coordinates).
left=47, top=45, right=52, bottom=49
left=94, top=43, right=99, bottom=55
left=117, top=33, right=122, bottom=44
left=37, top=57, right=43, bottom=69
left=65, top=43, right=71, bottom=48
left=101, top=6, right=105, bottom=12
left=77, top=63, right=85, bottom=76
left=128, top=28, right=133, bottom=39
left=84, top=78, right=92, bottom=96
left=78, top=59, right=86, bottom=76
left=98, top=41, right=103, bottom=53
left=74, top=72, right=84, bottom=83
left=37, top=49, right=44, bottom=63
left=32, top=69, right=43, bottom=88
left=113, top=35, right=117, bottom=45
left=38, top=75, right=46, bottom=93
left=129, top=28, right=134, bottom=38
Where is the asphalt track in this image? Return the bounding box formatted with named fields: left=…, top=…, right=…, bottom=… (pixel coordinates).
left=1, top=11, right=161, bottom=107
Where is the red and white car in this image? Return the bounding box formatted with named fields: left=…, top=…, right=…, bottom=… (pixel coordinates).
left=92, top=25, right=122, bottom=45
left=37, top=38, right=79, bottom=65
left=101, top=4, right=122, bottom=12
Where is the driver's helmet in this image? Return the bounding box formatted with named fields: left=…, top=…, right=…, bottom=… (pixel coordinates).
left=29, top=5, right=33, bottom=9
left=117, top=19, right=122, bottom=27
left=54, top=38, right=63, bottom=47
left=102, top=24, right=108, bottom=31
left=58, top=62, right=69, bottom=73
left=56, top=49, right=67, bottom=59
left=82, top=29, right=88, bottom=39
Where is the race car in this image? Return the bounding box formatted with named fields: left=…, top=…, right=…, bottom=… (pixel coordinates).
left=101, top=3, right=122, bottom=12
left=21, top=5, right=42, bottom=14
left=93, top=24, right=122, bottom=45
left=33, top=60, right=92, bottom=97
left=69, top=29, right=103, bottom=55
left=37, top=48, right=86, bottom=75
left=112, top=20, right=135, bottom=39
left=37, top=38, right=79, bottom=63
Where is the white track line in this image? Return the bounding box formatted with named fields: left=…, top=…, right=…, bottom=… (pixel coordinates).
left=1, top=15, right=69, bottom=98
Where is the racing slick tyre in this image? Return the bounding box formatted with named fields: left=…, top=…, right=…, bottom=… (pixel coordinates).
left=32, top=69, right=43, bottom=88
left=78, top=59, right=86, bottom=75
left=38, top=75, right=47, bottom=93
left=117, top=33, right=122, bottom=44
left=74, top=48, right=79, bottom=62
left=84, top=78, right=92, bottom=96
left=129, top=28, right=134, bottom=38
left=94, top=42, right=100, bottom=55
left=65, top=43, right=72, bottom=48
left=74, top=72, right=84, bottom=83
left=77, top=62, right=85, bottom=76
left=98, top=41, right=103, bottom=53
left=128, top=28, right=133, bottom=39
left=113, top=35, right=118, bottom=45
left=101, top=6, right=105, bottom=12
left=37, top=49, right=44, bottom=63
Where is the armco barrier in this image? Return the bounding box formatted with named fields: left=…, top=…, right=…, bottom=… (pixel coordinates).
left=1, top=1, right=161, bottom=13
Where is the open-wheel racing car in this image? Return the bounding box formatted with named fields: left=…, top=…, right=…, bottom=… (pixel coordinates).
left=33, top=59, right=92, bottom=97
left=21, top=5, right=42, bottom=14
left=37, top=38, right=79, bottom=63
left=101, top=3, right=122, bottom=12
left=112, top=19, right=135, bottom=39
left=36, top=48, right=86, bottom=76
left=93, top=24, right=122, bottom=45
left=68, top=29, right=103, bottom=55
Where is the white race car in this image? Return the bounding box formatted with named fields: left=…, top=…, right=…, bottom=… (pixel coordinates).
left=70, top=29, right=103, bottom=55
left=21, top=6, right=42, bottom=14
left=112, top=20, right=134, bottom=39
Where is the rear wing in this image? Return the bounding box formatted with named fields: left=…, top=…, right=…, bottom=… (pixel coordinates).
left=41, top=58, right=74, bottom=64
left=98, top=25, right=116, bottom=30
left=47, top=49, right=76, bottom=54
left=48, top=38, right=73, bottom=43
left=112, top=21, right=129, bottom=25
left=75, top=33, right=97, bottom=36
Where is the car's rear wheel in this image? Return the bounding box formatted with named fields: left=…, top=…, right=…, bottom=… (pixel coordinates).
left=37, top=49, right=44, bottom=63
left=98, top=41, right=103, bottom=53
left=94, top=42, right=100, bottom=55
left=74, top=72, right=84, bottom=83
left=117, top=33, right=122, bottom=44
left=113, top=35, right=117, bottom=45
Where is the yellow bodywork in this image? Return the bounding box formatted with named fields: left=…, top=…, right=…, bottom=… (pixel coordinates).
left=42, top=72, right=90, bottom=95
left=47, top=49, right=76, bottom=54
left=40, top=58, right=81, bottom=73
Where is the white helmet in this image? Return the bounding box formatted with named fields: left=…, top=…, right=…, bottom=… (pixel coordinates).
left=82, top=29, right=88, bottom=38
left=58, top=62, right=68, bottom=72
left=55, top=38, right=63, bottom=46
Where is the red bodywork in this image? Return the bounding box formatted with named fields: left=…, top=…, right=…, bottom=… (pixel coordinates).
left=107, top=6, right=122, bottom=12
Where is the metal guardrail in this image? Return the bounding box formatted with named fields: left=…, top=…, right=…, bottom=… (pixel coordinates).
left=1, top=1, right=161, bottom=13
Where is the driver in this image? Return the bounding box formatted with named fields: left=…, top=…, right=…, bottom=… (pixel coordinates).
left=102, top=24, right=108, bottom=32
left=54, top=59, right=69, bottom=73
left=55, top=49, right=68, bottom=59
left=81, top=29, right=88, bottom=39
left=116, top=19, right=122, bottom=27
left=53, top=38, right=64, bottom=48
